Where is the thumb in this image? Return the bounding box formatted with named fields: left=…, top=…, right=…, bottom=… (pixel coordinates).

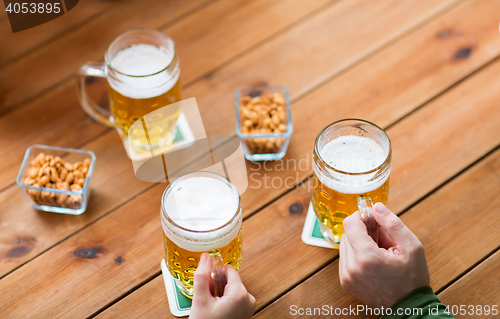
left=192, top=253, right=213, bottom=304
left=373, top=203, right=417, bottom=246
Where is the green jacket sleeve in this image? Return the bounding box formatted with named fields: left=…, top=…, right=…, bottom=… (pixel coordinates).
left=381, top=286, right=454, bottom=318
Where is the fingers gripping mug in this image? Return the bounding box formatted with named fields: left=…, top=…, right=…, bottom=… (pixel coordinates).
left=312, top=119, right=392, bottom=247
left=78, top=28, right=182, bottom=154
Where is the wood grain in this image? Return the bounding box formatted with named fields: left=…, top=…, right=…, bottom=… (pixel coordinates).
left=186, top=0, right=460, bottom=136
left=163, top=0, right=334, bottom=85
left=439, top=250, right=500, bottom=319
left=254, top=146, right=500, bottom=319
left=0, top=0, right=113, bottom=65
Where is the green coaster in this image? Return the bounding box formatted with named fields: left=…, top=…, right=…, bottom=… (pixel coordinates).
left=161, top=259, right=191, bottom=317
left=301, top=202, right=337, bottom=249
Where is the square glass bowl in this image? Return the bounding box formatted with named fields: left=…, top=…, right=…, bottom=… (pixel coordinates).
left=16, top=144, right=96, bottom=215
left=235, top=86, right=293, bottom=161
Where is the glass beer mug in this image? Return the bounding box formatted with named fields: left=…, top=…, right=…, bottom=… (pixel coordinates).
left=161, top=171, right=243, bottom=298
left=78, top=28, right=182, bottom=156
left=312, top=119, right=392, bottom=247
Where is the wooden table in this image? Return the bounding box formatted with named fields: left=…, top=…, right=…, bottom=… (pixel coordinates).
left=1, top=0, right=500, bottom=318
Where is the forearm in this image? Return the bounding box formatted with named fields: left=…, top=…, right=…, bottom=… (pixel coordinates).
left=381, top=286, right=454, bottom=319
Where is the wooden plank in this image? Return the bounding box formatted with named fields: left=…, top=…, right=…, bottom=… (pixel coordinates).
left=95, top=276, right=171, bottom=319
left=187, top=0, right=461, bottom=135
left=0, top=0, right=113, bottom=65
left=0, top=0, right=492, bottom=289
left=254, top=146, right=500, bottom=319
left=163, top=0, right=334, bottom=85
left=0, top=0, right=333, bottom=113
left=439, top=250, right=500, bottom=319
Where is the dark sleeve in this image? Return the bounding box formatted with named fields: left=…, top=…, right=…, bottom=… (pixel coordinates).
left=381, top=286, right=455, bottom=319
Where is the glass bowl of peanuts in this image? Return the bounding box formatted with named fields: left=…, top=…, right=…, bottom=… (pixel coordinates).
left=235, top=86, right=293, bottom=161
left=16, top=144, right=96, bottom=215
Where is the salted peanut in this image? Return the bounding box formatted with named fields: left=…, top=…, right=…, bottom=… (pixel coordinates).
left=272, top=92, right=285, bottom=105
left=24, top=177, right=36, bottom=186
left=81, top=167, right=88, bottom=176
left=74, top=170, right=83, bottom=180
left=28, top=167, right=39, bottom=178
left=73, top=161, right=83, bottom=171
left=36, top=153, right=46, bottom=166
left=56, top=182, right=70, bottom=190
left=83, top=158, right=91, bottom=169
left=56, top=194, right=69, bottom=205
left=41, top=190, right=51, bottom=200
left=39, top=166, right=49, bottom=178
left=70, top=184, right=82, bottom=191
left=261, top=96, right=271, bottom=105
left=39, top=175, right=50, bottom=186
left=59, top=168, right=68, bottom=181
left=47, top=192, right=57, bottom=204
left=65, top=172, right=75, bottom=184
left=244, top=119, right=253, bottom=128
left=272, top=115, right=280, bottom=126
left=64, top=162, right=74, bottom=171
left=49, top=167, right=59, bottom=182
left=65, top=196, right=76, bottom=207
left=241, top=95, right=251, bottom=105
left=76, top=179, right=85, bottom=187
left=250, top=96, right=261, bottom=104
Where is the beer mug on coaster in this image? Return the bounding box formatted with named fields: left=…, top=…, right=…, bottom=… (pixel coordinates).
left=312, top=119, right=392, bottom=248
left=161, top=171, right=243, bottom=298
left=78, top=28, right=182, bottom=156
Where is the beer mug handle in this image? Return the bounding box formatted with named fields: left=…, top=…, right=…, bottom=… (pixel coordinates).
left=210, top=252, right=228, bottom=297
left=77, top=62, right=114, bottom=127
left=357, top=197, right=379, bottom=244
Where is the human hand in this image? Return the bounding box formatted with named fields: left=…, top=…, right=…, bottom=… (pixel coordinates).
left=189, top=253, right=256, bottom=319
left=339, top=202, right=430, bottom=308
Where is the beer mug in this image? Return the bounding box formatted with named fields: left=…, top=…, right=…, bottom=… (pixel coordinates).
left=161, top=171, right=243, bottom=298
left=78, top=28, right=182, bottom=154
left=312, top=119, right=392, bottom=247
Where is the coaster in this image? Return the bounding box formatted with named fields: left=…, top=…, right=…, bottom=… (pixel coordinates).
left=161, top=259, right=191, bottom=317
left=301, top=201, right=337, bottom=249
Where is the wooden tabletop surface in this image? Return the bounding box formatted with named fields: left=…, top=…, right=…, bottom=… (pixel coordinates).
left=1, top=0, right=500, bottom=318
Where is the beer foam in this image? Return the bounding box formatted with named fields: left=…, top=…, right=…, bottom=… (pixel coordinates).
left=109, top=44, right=179, bottom=99
left=315, top=135, right=389, bottom=194
left=162, top=176, right=241, bottom=252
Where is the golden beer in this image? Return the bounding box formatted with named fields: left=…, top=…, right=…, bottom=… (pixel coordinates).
left=163, top=228, right=242, bottom=296
left=312, top=120, right=392, bottom=247
left=161, top=172, right=243, bottom=298
left=108, top=41, right=182, bottom=151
